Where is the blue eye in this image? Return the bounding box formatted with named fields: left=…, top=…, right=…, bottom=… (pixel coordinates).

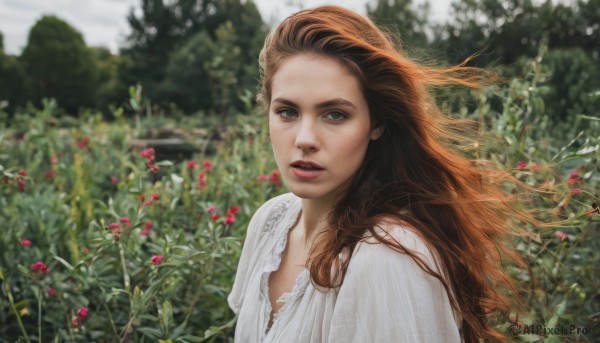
left=326, top=111, right=346, bottom=121
left=275, top=108, right=297, bottom=118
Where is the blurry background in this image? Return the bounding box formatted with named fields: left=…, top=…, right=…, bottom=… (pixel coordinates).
left=0, top=1, right=599, bottom=342
left=0, top=0, right=597, bottom=121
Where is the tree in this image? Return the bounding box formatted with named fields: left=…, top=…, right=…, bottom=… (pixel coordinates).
left=20, top=16, right=98, bottom=113
left=366, top=0, right=430, bottom=49
left=120, top=0, right=267, bottom=114
left=90, top=47, right=123, bottom=113
left=0, top=32, right=28, bottom=114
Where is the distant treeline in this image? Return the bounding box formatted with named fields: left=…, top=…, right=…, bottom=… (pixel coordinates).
left=0, top=0, right=598, bottom=122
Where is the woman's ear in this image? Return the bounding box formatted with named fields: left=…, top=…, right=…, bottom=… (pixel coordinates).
left=370, top=125, right=385, bottom=140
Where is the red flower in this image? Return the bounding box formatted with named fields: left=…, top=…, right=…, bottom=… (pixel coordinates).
left=150, top=255, right=164, bottom=265
left=76, top=136, right=89, bottom=149
left=225, top=212, right=235, bottom=225
left=256, top=175, right=268, bottom=182
left=140, top=148, right=155, bottom=160
left=82, top=247, right=90, bottom=254
left=20, top=239, right=32, bottom=246
left=44, top=170, right=56, bottom=179
left=18, top=169, right=26, bottom=176
left=186, top=160, right=196, bottom=169
left=141, top=220, right=152, bottom=236
left=17, top=178, right=25, bottom=192
left=197, top=173, right=207, bottom=189
left=111, top=176, right=118, bottom=186
left=143, top=193, right=160, bottom=206
left=515, top=161, right=527, bottom=169
left=31, top=261, right=48, bottom=273
left=228, top=205, right=241, bottom=214
left=211, top=213, right=220, bottom=221
left=145, top=161, right=160, bottom=173
left=567, top=170, right=580, bottom=184
left=120, top=217, right=131, bottom=227
left=554, top=230, right=568, bottom=241
left=77, top=307, right=89, bottom=319
left=47, top=287, right=57, bottom=296
left=206, top=204, right=216, bottom=213
left=202, top=159, right=212, bottom=171
left=108, top=223, right=120, bottom=230
left=270, top=169, right=281, bottom=186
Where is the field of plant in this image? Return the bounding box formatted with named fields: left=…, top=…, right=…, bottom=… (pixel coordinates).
left=1, top=53, right=599, bottom=342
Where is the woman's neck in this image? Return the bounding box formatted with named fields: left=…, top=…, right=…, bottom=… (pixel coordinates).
left=297, top=195, right=337, bottom=247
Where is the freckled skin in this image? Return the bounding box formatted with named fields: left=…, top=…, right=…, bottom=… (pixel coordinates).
left=269, top=53, right=381, bottom=201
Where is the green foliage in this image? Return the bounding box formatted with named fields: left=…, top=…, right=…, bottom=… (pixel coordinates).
left=366, top=0, right=430, bottom=49
left=91, top=47, right=123, bottom=114
left=162, top=21, right=241, bottom=116
left=0, top=48, right=28, bottom=114
left=121, top=0, right=266, bottom=115
left=0, top=94, right=282, bottom=341
left=1, top=48, right=599, bottom=341
left=20, top=16, right=99, bottom=114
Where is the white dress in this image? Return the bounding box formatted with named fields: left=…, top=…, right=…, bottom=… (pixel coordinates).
left=227, top=193, right=462, bottom=342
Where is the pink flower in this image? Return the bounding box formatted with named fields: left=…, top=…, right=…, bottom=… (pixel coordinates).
left=82, top=247, right=90, bottom=254
left=76, top=136, right=89, bottom=149
left=197, top=173, right=207, bottom=189
left=228, top=205, right=241, bottom=214
left=17, top=178, right=25, bottom=192
left=270, top=169, right=281, bottom=186
left=150, top=255, right=164, bottom=265
left=76, top=307, right=89, bottom=319
left=206, top=204, right=217, bottom=213
left=141, top=220, right=152, bottom=236
left=211, top=213, right=220, bottom=221
left=225, top=212, right=235, bottom=225
left=18, top=169, right=26, bottom=176
left=515, top=161, right=527, bottom=169
left=120, top=217, right=131, bottom=227
left=256, top=175, right=268, bottom=182
left=44, top=170, right=56, bottom=179
left=554, top=230, right=568, bottom=241
left=140, top=148, right=155, bottom=160
left=108, top=223, right=120, bottom=230
left=202, top=159, right=212, bottom=171
left=31, top=261, right=48, bottom=273
left=143, top=193, right=160, bottom=206
left=186, top=160, right=196, bottom=169
left=47, top=287, right=57, bottom=296
left=20, top=239, right=32, bottom=246
left=568, top=170, right=580, bottom=184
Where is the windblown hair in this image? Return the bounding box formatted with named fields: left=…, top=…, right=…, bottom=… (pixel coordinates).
left=258, top=5, right=537, bottom=342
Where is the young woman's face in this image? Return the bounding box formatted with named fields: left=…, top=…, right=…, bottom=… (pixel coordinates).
left=269, top=53, right=380, bottom=202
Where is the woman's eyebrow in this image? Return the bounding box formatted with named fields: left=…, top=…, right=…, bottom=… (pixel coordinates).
left=271, top=97, right=357, bottom=110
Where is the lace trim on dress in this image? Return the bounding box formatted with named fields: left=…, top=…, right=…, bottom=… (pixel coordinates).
left=259, top=195, right=308, bottom=338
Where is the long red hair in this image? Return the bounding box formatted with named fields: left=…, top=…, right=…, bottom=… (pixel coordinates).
left=258, top=5, right=536, bottom=342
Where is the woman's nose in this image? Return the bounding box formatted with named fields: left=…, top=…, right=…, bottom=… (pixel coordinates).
left=294, top=117, right=319, bottom=152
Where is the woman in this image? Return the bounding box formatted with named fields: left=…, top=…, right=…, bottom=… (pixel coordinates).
left=229, top=5, right=531, bottom=342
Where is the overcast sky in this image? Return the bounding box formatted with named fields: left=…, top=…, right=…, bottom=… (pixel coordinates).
left=0, top=0, right=452, bottom=55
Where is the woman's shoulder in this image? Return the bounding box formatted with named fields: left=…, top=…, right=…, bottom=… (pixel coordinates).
left=352, top=220, right=441, bottom=273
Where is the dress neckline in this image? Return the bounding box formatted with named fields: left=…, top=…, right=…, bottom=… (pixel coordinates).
left=262, top=195, right=309, bottom=337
